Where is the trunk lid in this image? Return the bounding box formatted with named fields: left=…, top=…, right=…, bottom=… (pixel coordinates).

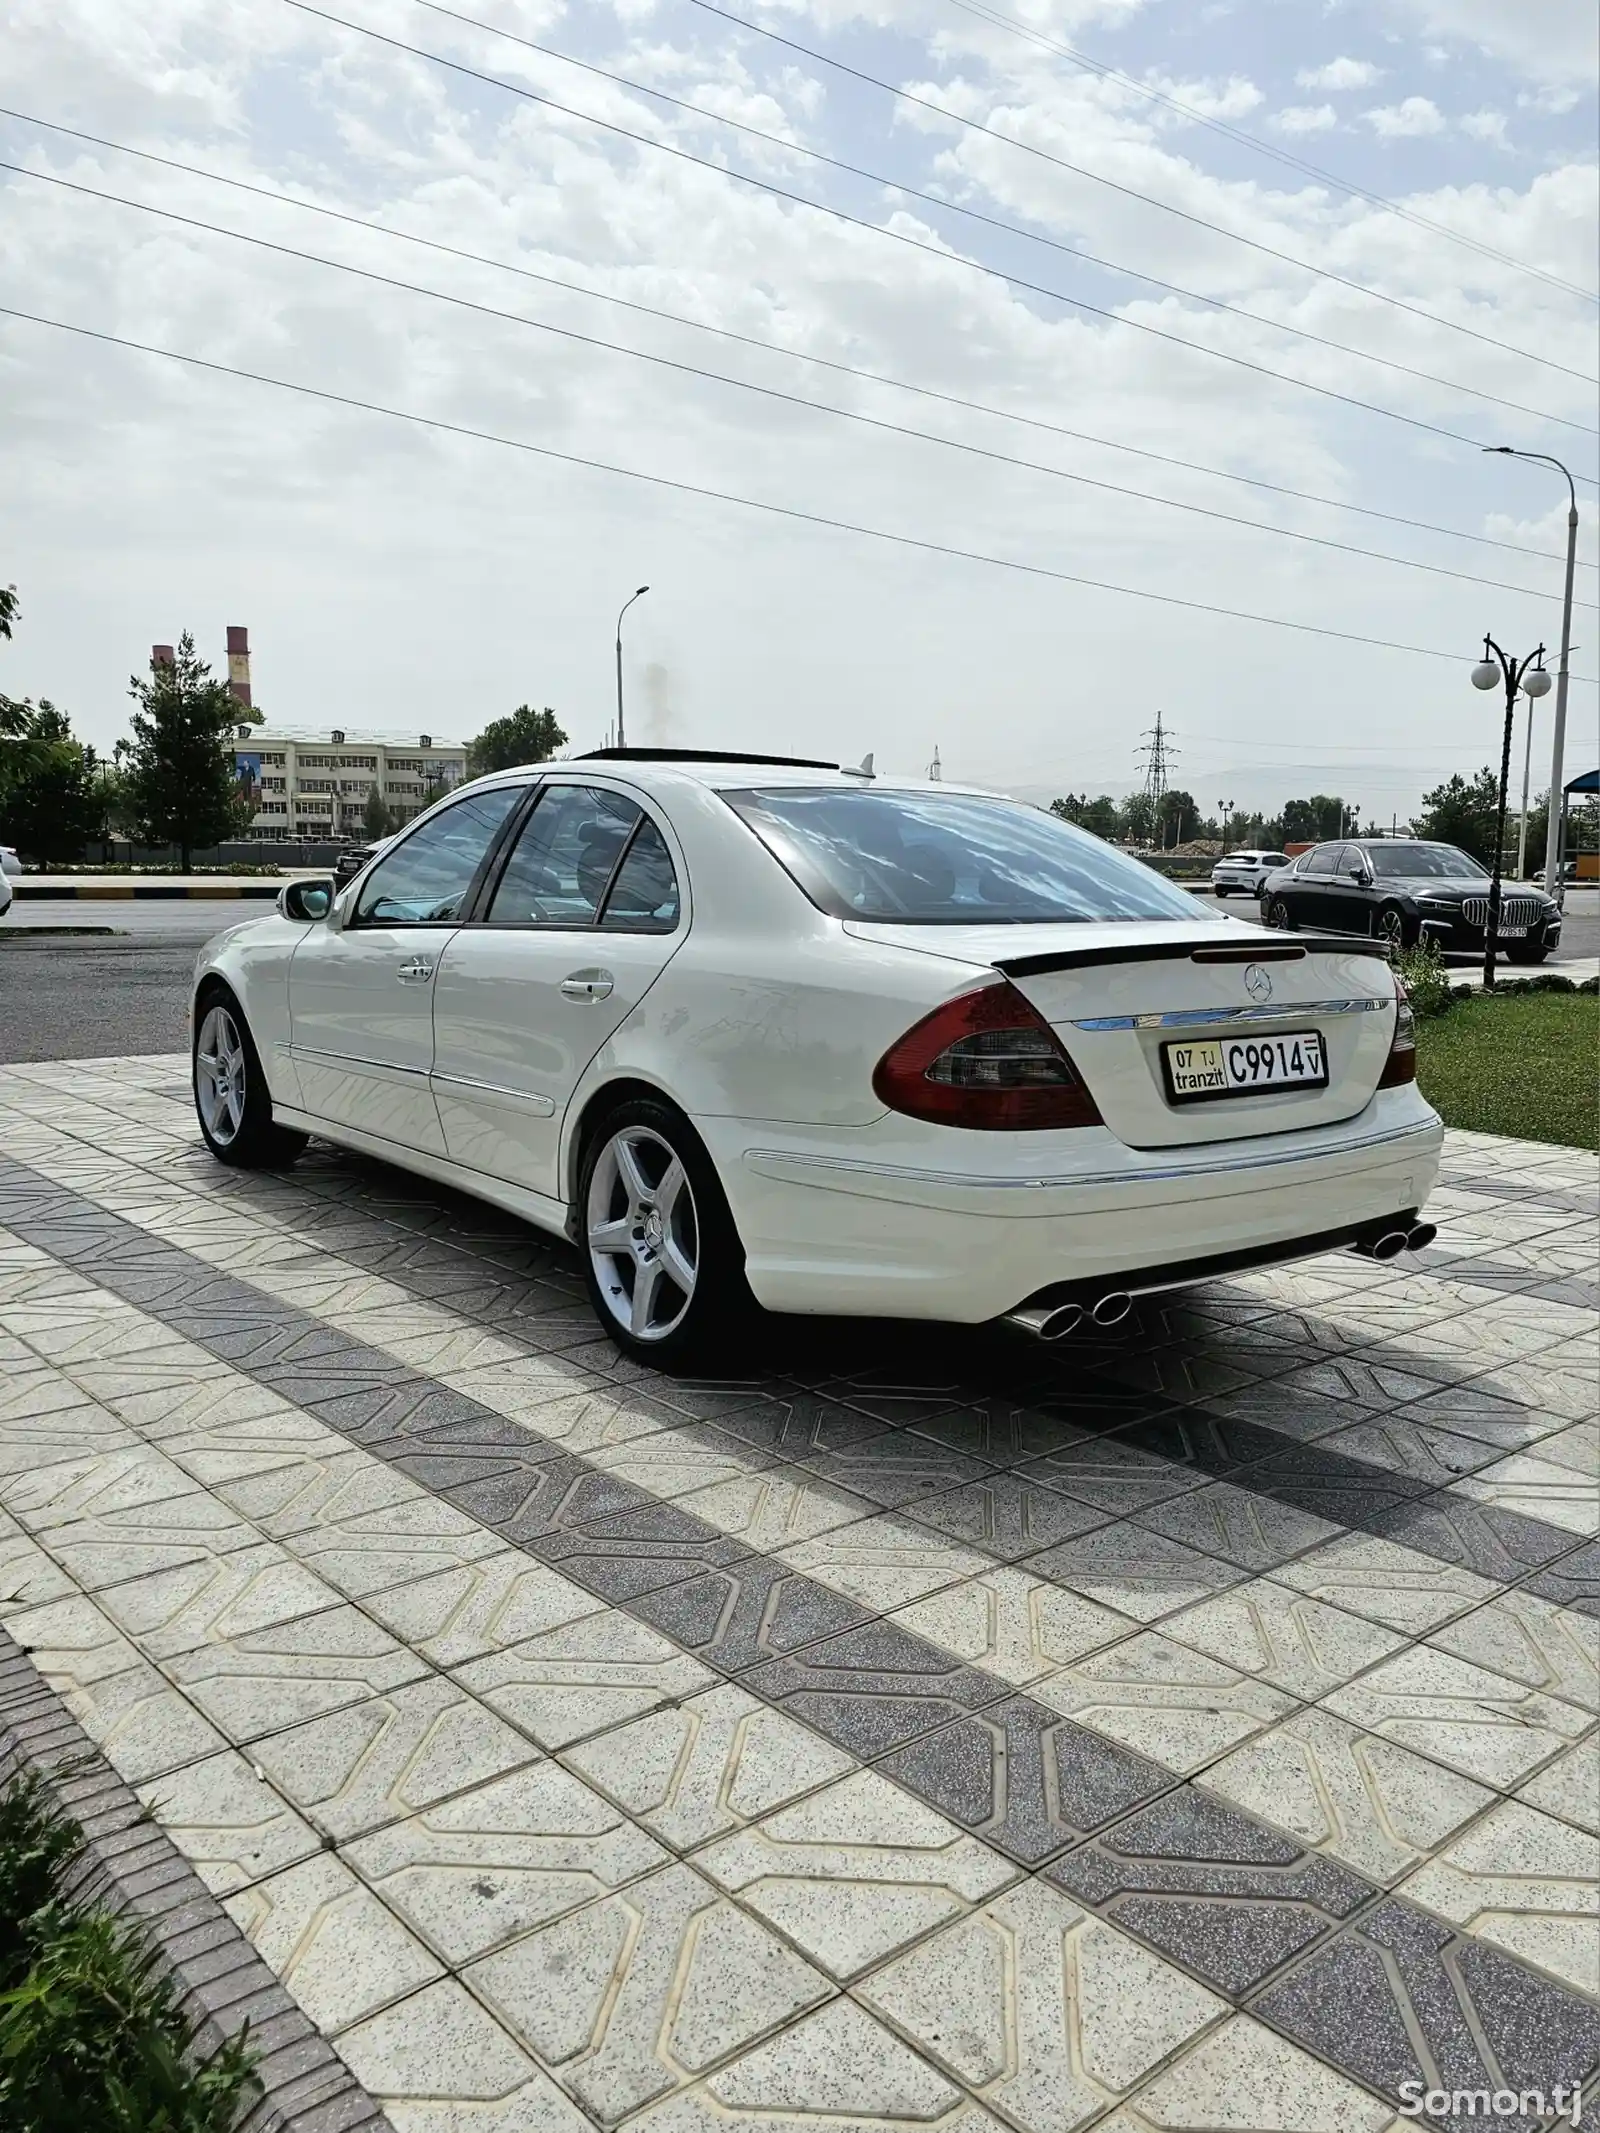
left=844, top=917, right=1397, bottom=1148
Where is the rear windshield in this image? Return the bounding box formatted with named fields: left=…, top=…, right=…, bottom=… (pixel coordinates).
left=1365, top=843, right=1486, bottom=879
left=722, top=787, right=1204, bottom=924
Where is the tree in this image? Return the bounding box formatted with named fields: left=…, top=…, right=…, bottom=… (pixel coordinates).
left=362, top=782, right=393, bottom=841
left=1156, top=789, right=1200, bottom=845
left=1050, top=793, right=1122, bottom=840
left=1412, top=767, right=1501, bottom=866
left=0, top=699, right=104, bottom=863
left=1280, top=794, right=1347, bottom=844
left=124, top=633, right=259, bottom=870
left=467, top=704, right=568, bottom=776
left=0, top=584, right=17, bottom=641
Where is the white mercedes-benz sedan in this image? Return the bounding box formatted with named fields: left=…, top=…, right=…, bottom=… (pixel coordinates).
left=191, top=751, right=1442, bottom=1366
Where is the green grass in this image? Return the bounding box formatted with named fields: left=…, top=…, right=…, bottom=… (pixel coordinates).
left=0, top=1770, right=258, bottom=2133
left=1415, top=990, right=1599, bottom=1150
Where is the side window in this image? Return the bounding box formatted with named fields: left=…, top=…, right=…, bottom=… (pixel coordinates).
left=354, top=786, right=520, bottom=925
left=1304, top=844, right=1340, bottom=877
left=600, top=818, right=680, bottom=933
left=485, top=785, right=642, bottom=926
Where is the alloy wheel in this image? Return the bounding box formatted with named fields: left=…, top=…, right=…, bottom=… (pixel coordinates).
left=195, top=1004, right=247, bottom=1146
left=587, top=1124, right=700, bottom=1341
left=1266, top=897, right=1290, bottom=930
left=1376, top=906, right=1406, bottom=948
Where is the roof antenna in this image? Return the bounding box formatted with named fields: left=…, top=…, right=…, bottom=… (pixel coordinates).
left=841, top=752, right=875, bottom=781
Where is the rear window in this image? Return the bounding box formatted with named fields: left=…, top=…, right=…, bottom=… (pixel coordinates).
left=1365, top=843, right=1486, bottom=880
left=722, top=787, right=1203, bottom=924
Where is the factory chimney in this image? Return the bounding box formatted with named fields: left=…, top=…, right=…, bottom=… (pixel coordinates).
left=225, top=625, right=252, bottom=709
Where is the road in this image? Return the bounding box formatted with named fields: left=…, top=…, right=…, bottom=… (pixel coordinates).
left=2, top=892, right=1595, bottom=1065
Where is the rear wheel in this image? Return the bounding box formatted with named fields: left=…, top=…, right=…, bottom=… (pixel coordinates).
left=579, top=1097, right=755, bottom=1370
left=193, top=988, right=308, bottom=1169
left=1265, top=896, right=1294, bottom=931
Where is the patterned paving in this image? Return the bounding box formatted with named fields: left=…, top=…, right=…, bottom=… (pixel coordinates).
left=0, top=1054, right=1596, bottom=2132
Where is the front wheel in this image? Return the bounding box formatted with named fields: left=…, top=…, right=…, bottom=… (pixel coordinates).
left=193, top=990, right=308, bottom=1168
left=1265, top=896, right=1294, bottom=931
left=1507, top=942, right=1550, bottom=966
left=1374, top=902, right=1412, bottom=950
left=578, top=1098, right=756, bottom=1370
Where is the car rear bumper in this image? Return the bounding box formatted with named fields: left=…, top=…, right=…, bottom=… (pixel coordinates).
left=704, top=1089, right=1444, bottom=1321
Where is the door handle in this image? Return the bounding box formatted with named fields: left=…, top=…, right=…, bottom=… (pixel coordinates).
left=397, top=959, right=435, bottom=984
left=560, top=969, right=614, bottom=1002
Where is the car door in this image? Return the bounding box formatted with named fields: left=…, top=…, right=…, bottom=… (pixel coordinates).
left=430, top=778, right=688, bottom=1200
left=288, top=783, right=523, bottom=1153
left=1290, top=843, right=1344, bottom=928
left=1322, top=843, right=1375, bottom=934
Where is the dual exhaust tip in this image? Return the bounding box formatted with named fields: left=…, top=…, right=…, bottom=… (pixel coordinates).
left=1006, top=1220, right=1438, bottom=1342
left=1007, top=1292, right=1130, bottom=1343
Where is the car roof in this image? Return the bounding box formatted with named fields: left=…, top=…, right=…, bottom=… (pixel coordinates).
left=472, top=755, right=1003, bottom=801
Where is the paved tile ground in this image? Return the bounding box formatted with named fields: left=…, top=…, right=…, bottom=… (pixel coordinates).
left=0, top=1054, right=1596, bottom=2133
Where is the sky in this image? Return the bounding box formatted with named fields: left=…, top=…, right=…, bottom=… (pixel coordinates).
left=2, top=0, right=1597, bottom=824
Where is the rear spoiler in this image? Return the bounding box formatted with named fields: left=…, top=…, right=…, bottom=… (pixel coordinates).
left=995, top=935, right=1392, bottom=979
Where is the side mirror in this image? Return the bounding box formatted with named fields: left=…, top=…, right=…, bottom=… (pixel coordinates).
left=279, top=879, right=333, bottom=922
left=1348, top=863, right=1371, bottom=884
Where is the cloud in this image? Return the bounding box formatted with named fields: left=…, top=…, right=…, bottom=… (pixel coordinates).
left=1364, top=96, right=1446, bottom=135
left=1379, top=0, right=1598, bottom=91
left=1295, top=57, right=1382, bottom=91
left=1459, top=108, right=1509, bottom=144
left=1271, top=104, right=1338, bottom=135
left=1144, top=74, right=1264, bottom=121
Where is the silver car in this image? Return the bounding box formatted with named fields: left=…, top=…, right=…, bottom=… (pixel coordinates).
left=1211, top=848, right=1288, bottom=898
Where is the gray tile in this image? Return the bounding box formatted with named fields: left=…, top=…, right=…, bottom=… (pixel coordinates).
left=796, top=1434, right=998, bottom=1511
left=1252, top=1898, right=1600, bottom=2127
left=1045, top=1786, right=1373, bottom=1997
left=1028, top=1524, right=1243, bottom=1624
left=625, top=1555, right=874, bottom=1675
left=742, top=1619, right=1009, bottom=1759
left=1131, top=1482, right=1339, bottom=1573
left=877, top=1696, right=1171, bottom=1865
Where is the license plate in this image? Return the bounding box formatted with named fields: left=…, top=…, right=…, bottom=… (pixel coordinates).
left=1164, top=1030, right=1327, bottom=1103
left=1497, top=925, right=1526, bottom=938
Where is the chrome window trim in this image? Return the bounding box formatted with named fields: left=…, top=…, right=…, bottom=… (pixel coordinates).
left=1069, top=997, right=1387, bottom=1032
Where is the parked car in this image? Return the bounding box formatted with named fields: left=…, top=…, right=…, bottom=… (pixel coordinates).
left=191, top=752, right=1441, bottom=1365
left=1260, top=840, right=1562, bottom=961
left=1211, top=849, right=1288, bottom=897
left=0, top=844, right=22, bottom=878
left=332, top=836, right=391, bottom=889
left=0, top=867, right=11, bottom=921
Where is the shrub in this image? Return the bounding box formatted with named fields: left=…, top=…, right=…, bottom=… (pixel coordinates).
left=1392, top=939, right=1453, bottom=1017
left=0, top=1771, right=257, bottom=2133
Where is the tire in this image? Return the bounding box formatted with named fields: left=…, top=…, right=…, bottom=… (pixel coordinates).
left=193, top=985, right=308, bottom=1169
left=1374, top=902, right=1413, bottom=951
left=1507, top=942, right=1550, bottom=966
left=1265, top=895, right=1294, bottom=931
left=1212, top=885, right=1229, bottom=899
left=577, top=1096, right=756, bottom=1370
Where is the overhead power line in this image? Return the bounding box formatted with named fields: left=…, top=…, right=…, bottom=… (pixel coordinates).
left=942, top=0, right=1600, bottom=308
left=674, top=0, right=1599, bottom=381
left=13, top=301, right=1597, bottom=677
left=281, top=1, right=1599, bottom=461
left=12, top=160, right=1590, bottom=615
left=7, top=110, right=1587, bottom=574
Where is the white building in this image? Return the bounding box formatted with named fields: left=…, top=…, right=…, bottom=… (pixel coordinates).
left=232, top=726, right=469, bottom=841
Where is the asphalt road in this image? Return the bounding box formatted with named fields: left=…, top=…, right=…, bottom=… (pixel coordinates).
left=2, top=893, right=1595, bottom=1065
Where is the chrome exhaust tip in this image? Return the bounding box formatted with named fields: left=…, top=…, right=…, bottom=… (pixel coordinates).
left=1005, top=1302, right=1085, bottom=1341
left=1406, top=1222, right=1437, bottom=1253
left=1371, top=1229, right=1410, bottom=1260
left=1091, top=1291, right=1132, bottom=1327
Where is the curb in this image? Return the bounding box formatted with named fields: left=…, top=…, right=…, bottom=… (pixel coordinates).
left=0, top=1628, right=392, bottom=2133
left=13, top=883, right=287, bottom=900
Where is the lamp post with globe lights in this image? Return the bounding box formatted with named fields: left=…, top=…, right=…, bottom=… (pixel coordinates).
left=1482, top=448, right=1579, bottom=892
left=1471, top=637, right=1552, bottom=990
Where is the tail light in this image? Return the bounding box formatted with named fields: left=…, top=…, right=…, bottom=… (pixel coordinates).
left=1377, top=976, right=1417, bottom=1088
left=873, top=981, right=1103, bottom=1129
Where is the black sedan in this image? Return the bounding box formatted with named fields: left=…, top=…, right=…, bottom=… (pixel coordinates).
left=1259, top=839, right=1562, bottom=962
left=332, top=835, right=393, bottom=889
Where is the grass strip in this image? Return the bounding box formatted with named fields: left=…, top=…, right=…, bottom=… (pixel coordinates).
left=1415, top=990, right=1599, bottom=1150
left=0, top=1768, right=258, bottom=2133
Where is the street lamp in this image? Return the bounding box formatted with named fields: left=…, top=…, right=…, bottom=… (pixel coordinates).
left=1471, top=636, right=1551, bottom=989
left=614, top=585, right=650, bottom=748
left=1483, top=448, right=1579, bottom=894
